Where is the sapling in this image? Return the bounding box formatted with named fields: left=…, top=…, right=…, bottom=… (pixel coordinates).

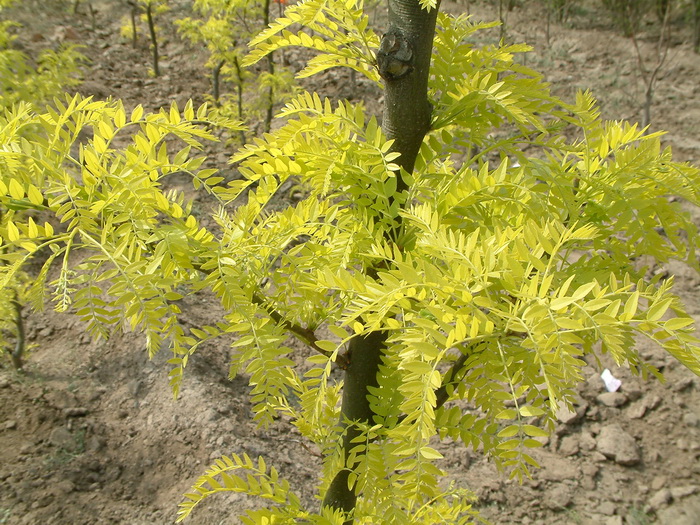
left=0, top=9, right=84, bottom=371
left=544, top=0, right=573, bottom=46
left=602, top=0, right=653, bottom=37
left=694, top=0, right=700, bottom=52
left=630, top=0, right=672, bottom=128
left=176, top=0, right=295, bottom=139
left=125, top=0, right=169, bottom=76
left=1, top=0, right=700, bottom=523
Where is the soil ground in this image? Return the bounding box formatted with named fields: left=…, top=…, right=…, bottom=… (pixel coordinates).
left=1, top=1, right=700, bottom=524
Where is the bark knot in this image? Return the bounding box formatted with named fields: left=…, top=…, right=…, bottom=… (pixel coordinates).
left=377, top=28, right=413, bottom=80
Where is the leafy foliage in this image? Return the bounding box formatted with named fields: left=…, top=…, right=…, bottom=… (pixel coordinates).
left=1, top=3, right=700, bottom=524
left=0, top=21, right=85, bottom=110
left=244, top=0, right=381, bottom=83
left=0, top=8, right=85, bottom=367
left=177, top=0, right=296, bottom=136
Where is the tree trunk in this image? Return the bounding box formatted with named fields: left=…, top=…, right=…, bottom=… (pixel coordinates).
left=10, top=295, right=24, bottom=371
left=322, top=331, right=388, bottom=520
left=694, top=0, right=700, bottom=52
left=321, top=0, right=440, bottom=521
left=212, top=59, right=225, bottom=102
left=146, top=3, right=159, bottom=77
left=262, top=0, right=274, bottom=134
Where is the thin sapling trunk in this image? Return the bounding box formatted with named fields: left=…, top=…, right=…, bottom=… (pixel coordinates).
left=10, top=294, right=24, bottom=371
left=212, top=59, right=225, bottom=102
left=262, top=0, right=274, bottom=133
left=631, top=2, right=671, bottom=129
left=146, top=2, right=159, bottom=77
left=232, top=55, right=247, bottom=144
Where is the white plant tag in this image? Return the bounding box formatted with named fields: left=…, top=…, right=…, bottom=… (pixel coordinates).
left=601, top=369, right=622, bottom=392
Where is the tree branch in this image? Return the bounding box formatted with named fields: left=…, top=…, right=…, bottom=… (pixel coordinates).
left=251, top=292, right=349, bottom=368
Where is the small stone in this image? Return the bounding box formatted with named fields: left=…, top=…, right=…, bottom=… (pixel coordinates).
left=579, top=431, right=597, bottom=451
left=85, top=436, right=106, bottom=453
left=33, top=493, right=54, bottom=509
left=64, top=407, right=88, bottom=417
left=556, top=399, right=588, bottom=425
left=598, top=501, right=617, bottom=515
left=49, top=427, right=75, bottom=450
left=544, top=485, right=572, bottom=510
left=127, top=380, right=142, bottom=396
left=38, top=326, right=54, bottom=338
left=670, top=485, right=698, bottom=499
left=582, top=464, right=599, bottom=478
left=646, top=394, right=662, bottom=410
left=558, top=435, right=579, bottom=457
left=604, top=517, right=623, bottom=525
left=626, top=400, right=647, bottom=419
left=597, top=392, right=627, bottom=407
left=645, top=448, right=661, bottom=463
left=683, top=412, right=700, bottom=427
left=585, top=371, right=606, bottom=393
left=622, top=386, right=643, bottom=401
left=55, top=480, right=75, bottom=495
left=0, top=378, right=10, bottom=389
left=592, top=451, right=608, bottom=462
left=647, top=488, right=672, bottom=510
left=4, top=420, right=17, bottom=430
left=537, top=453, right=581, bottom=482
left=556, top=402, right=578, bottom=424
left=651, top=475, right=667, bottom=490
left=596, top=424, right=641, bottom=466
left=581, top=476, right=596, bottom=490
left=676, top=438, right=691, bottom=451
left=673, top=377, right=694, bottom=392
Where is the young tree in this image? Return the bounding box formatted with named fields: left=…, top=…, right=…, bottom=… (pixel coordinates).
left=176, top=0, right=295, bottom=139
left=124, top=0, right=170, bottom=76
left=1, top=0, right=700, bottom=524
left=0, top=0, right=85, bottom=370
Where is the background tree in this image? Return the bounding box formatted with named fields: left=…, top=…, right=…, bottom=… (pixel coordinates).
left=0, top=0, right=85, bottom=370
left=1, top=0, right=700, bottom=524
left=601, top=0, right=654, bottom=36
left=176, top=0, right=296, bottom=139
left=122, top=0, right=170, bottom=76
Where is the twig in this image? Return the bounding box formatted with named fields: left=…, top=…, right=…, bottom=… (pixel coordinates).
left=434, top=350, right=470, bottom=411
left=251, top=292, right=350, bottom=368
